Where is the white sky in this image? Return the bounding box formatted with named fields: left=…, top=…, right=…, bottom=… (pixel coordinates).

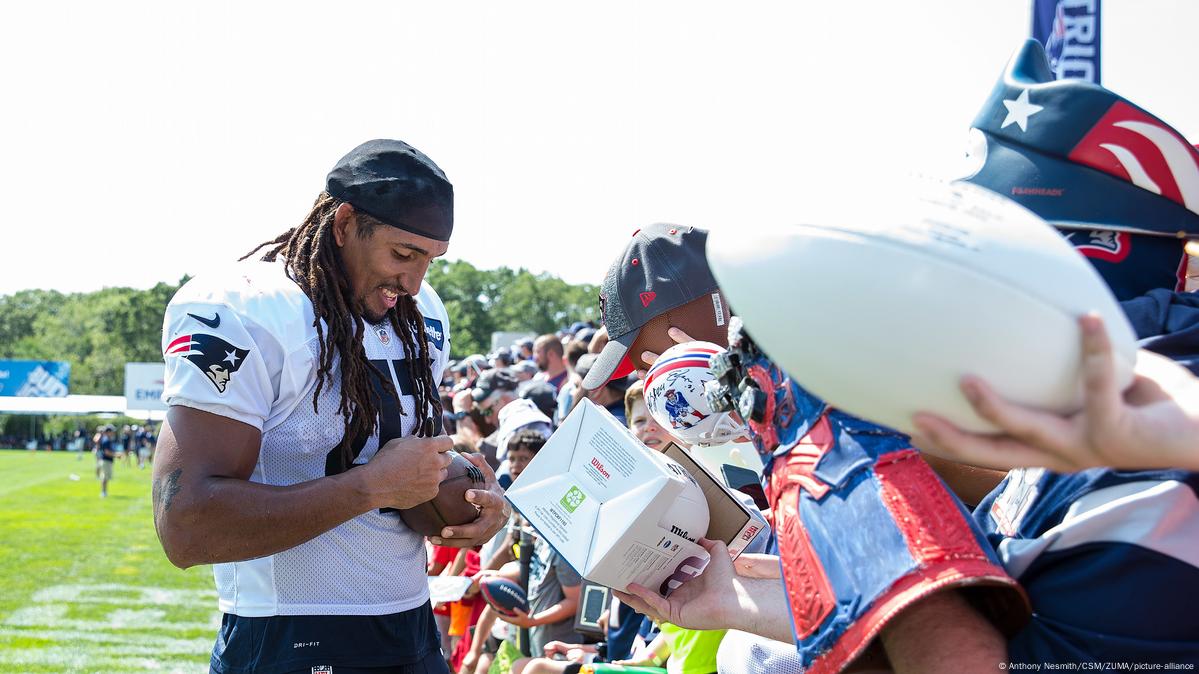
left=1, top=1, right=1195, bottom=296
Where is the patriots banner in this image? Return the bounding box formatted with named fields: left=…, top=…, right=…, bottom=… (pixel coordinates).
left=0, top=360, right=70, bottom=397
left=1032, top=0, right=1101, bottom=83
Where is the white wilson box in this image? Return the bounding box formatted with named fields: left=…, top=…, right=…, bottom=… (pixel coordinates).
left=505, top=399, right=766, bottom=595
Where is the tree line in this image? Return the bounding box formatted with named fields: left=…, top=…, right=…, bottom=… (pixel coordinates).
left=0, top=260, right=598, bottom=396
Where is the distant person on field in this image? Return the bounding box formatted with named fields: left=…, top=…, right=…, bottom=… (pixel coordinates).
left=92, top=427, right=104, bottom=476
left=136, top=425, right=154, bottom=469
left=97, top=426, right=116, bottom=498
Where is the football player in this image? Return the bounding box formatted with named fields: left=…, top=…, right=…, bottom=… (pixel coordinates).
left=152, top=140, right=509, bottom=673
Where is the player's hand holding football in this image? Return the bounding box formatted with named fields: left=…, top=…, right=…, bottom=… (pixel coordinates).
left=366, top=435, right=453, bottom=509
left=913, top=314, right=1199, bottom=472
left=430, top=452, right=511, bottom=548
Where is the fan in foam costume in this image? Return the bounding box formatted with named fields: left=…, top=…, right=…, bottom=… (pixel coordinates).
left=705, top=319, right=1029, bottom=674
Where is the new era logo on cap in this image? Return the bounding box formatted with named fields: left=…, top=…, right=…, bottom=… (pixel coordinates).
left=584, top=224, right=718, bottom=390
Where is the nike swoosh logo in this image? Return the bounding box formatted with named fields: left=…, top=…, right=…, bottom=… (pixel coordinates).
left=187, top=312, right=221, bottom=329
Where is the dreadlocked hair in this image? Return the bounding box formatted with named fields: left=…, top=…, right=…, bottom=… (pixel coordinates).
left=241, top=192, right=442, bottom=469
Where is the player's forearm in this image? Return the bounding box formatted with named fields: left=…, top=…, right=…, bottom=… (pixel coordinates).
left=155, top=468, right=375, bottom=568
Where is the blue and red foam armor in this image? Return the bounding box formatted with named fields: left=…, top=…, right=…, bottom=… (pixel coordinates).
left=710, top=322, right=1027, bottom=673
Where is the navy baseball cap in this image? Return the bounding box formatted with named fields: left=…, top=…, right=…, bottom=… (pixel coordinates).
left=583, top=224, right=717, bottom=390
left=471, top=369, right=519, bottom=402
left=326, top=139, right=454, bottom=241
left=517, top=380, right=558, bottom=419
left=959, top=41, right=1199, bottom=299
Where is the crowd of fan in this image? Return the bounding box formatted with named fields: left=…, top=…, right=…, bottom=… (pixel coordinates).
left=3, top=428, right=90, bottom=451
left=4, top=423, right=156, bottom=460
left=426, top=322, right=713, bottom=674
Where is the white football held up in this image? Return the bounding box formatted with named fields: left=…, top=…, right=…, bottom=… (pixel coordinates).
left=707, top=179, right=1138, bottom=434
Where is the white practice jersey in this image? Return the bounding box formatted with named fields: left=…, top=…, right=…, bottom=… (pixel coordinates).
left=161, top=259, right=451, bottom=617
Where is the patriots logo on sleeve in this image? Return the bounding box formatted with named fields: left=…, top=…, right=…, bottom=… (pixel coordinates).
left=166, top=333, right=250, bottom=393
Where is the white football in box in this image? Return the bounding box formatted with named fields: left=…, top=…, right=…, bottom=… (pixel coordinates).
left=707, top=179, right=1138, bottom=434
left=505, top=399, right=766, bottom=595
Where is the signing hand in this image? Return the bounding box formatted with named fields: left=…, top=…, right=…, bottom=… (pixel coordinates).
left=367, top=435, right=453, bottom=510
left=912, top=314, right=1199, bottom=472
left=431, top=452, right=512, bottom=547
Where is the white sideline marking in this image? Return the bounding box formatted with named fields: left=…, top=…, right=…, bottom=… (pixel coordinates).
left=1, top=582, right=219, bottom=672
left=0, top=627, right=211, bottom=652
left=32, top=583, right=216, bottom=606
left=6, top=604, right=219, bottom=632
left=1, top=647, right=205, bottom=673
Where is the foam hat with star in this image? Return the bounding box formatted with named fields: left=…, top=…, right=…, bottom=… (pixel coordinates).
left=961, top=39, right=1199, bottom=242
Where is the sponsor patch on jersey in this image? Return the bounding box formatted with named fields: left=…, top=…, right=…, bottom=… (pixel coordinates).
left=311, top=667, right=332, bottom=674
left=423, top=317, right=445, bottom=351
left=165, top=333, right=250, bottom=394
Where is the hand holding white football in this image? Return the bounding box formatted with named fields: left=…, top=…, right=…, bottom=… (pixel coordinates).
left=707, top=179, right=1137, bottom=434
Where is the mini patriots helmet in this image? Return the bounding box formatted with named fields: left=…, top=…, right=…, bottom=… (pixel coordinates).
left=644, top=341, right=746, bottom=447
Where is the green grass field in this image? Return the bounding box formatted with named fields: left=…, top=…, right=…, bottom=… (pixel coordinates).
left=0, top=450, right=217, bottom=673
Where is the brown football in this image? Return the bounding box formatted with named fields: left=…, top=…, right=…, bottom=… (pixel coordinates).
left=399, top=451, right=488, bottom=537
left=628, top=290, right=732, bottom=371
